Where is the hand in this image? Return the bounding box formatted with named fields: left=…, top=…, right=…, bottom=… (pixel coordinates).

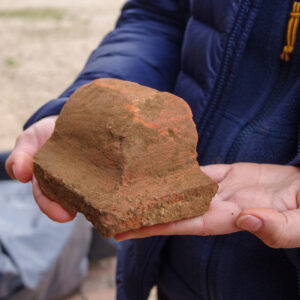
left=115, top=163, right=300, bottom=248
left=5, top=116, right=76, bottom=222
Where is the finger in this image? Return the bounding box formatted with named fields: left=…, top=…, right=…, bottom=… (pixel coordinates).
left=115, top=199, right=241, bottom=241
left=236, top=208, right=300, bottom=248
left=6, top=116, right=57, bottom=182
left=32, top=176, right=76, bottom=223
left=5, top=152, right=31, bottom=181
left=200, top=164, right=232, bottom=183
left=114, top=218, right=203, bottom=241
left=6, top=133, right=38, bottom=182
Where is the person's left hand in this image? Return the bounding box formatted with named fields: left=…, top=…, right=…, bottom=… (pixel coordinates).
left=115, top=163, right=300, bottom=248
left=5, top=116, right=76, bottom=223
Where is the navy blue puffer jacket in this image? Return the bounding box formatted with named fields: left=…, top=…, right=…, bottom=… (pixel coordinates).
left=26, top=0, right=300, bottom=299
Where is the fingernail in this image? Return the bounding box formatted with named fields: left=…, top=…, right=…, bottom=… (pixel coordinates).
left=236, top=215, right=263, bottom=232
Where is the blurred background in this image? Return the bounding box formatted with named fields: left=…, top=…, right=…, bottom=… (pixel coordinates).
left=0, top=1, right=157, bottom=299
left=0, top=0, right=123, bottom=151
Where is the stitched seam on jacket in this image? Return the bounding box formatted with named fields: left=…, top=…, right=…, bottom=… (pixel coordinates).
left=190, top=15, right=223, bottom=34
left=179, top=69, right=207, bottom=95
left=197, top=0, right=261, bottom=161
left=89, top=52, right=173, bottom=87
left=196, top=1, right=253, bottom=134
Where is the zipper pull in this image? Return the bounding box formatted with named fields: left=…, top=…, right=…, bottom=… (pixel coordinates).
left=281, top=1, right=300, bottom=62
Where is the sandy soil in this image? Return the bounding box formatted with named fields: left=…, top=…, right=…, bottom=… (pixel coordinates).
left=0, top=0, right=124, bottom=150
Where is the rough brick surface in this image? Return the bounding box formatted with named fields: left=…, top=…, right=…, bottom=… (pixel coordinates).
left=34, top=79, right=218, bottom=237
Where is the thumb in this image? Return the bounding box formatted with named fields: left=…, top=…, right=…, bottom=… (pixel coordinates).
left=5, top=116, right=57, bottom=182
left=236, top=208, right=300, bottom=248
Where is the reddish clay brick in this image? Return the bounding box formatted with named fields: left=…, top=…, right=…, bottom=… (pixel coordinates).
left=34, top=79, right=218, bottom=237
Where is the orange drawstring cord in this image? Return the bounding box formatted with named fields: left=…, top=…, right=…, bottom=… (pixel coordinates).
left=281, top=1, right=300, bottom=62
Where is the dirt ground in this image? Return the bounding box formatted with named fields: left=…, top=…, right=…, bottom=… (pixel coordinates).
left=0, top=0, right=124, bottom=150
left=0, top=1, right=156, bottom=299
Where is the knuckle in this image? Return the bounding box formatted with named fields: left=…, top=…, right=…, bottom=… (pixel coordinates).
left=265, top=236, right=282, bottom=249
left=263, top=228, right=289, bottom=249
left=15, top=134, right=23, bottom=147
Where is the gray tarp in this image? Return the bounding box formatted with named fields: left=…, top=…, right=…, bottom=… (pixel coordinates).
left=0, top=180, right=91, bottom=300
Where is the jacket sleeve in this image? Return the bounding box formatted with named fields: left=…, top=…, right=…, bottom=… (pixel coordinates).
left=24, top=0, right=189, bottom=129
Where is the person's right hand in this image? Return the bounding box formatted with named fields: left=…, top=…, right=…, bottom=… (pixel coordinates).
left=5, top=115, right=76, bottom=223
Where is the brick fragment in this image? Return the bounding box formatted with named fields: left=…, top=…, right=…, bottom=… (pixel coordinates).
left=34, top=79, right=218, bottom=237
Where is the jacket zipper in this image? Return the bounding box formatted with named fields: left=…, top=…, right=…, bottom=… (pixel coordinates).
left=206, top=1, right=293, bottom=299
left=225, top=59, right=291, bottom=163
left=203, top=2, right=254, bottom=298
left=197, top=0, right=253, bottom=161
left=225, top=0, right=294, bottom=163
